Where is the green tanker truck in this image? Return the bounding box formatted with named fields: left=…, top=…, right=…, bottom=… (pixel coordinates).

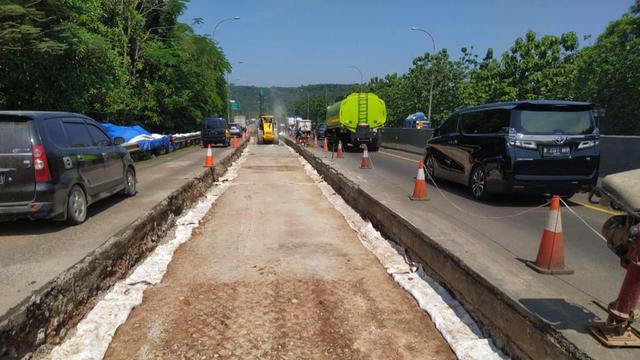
left=325, top=92, right=386, bottom=151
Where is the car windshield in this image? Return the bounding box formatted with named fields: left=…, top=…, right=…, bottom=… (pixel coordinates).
left=512, top=110, right=595, bottom=135
left=0, top=119, right=31, bottom=154
left=204, top=119, right=225, bottom=129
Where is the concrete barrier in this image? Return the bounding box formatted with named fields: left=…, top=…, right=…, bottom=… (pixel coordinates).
left=284, top=136, right=586, bottom=360
left=380, top=128, right=640, bottom=175
left=0, top=141, right=248, bottom=359
left=599, top=136, right=640, bottom=176
left=379, top=128, right=432, bottom=155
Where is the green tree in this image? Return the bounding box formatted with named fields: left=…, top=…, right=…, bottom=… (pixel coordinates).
left=574, top=0, right=640, bottom=134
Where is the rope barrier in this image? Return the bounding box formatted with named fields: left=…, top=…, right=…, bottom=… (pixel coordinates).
left=559, top=198, right=609, bottom=243
left=423, top=170, right=550, bottom=219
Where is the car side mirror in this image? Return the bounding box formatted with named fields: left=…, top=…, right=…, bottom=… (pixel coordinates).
left=114, top=137, right=125, bottom=145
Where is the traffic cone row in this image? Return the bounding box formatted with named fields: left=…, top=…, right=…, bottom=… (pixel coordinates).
left=526, top=195, right=573, bottom=274
left=204, top=144, right=214, bottom=168
left=409, top=161, right=429, bottom=201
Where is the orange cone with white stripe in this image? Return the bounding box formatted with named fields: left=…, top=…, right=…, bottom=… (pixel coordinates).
left=204, top=144, right=214, bottom=168
left=409, top=161, right=429, bottom=201
left=323, top=138, right=328, bottom=152
left=526, top=195, right=573, bottom=274
left=314, top=135, right=318, bottom=147
left=360, top=145, right=371, bottom=169
left=337, top=140, right=343, bottom=158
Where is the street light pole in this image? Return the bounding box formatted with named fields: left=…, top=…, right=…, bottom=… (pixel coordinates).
left=410, top=26, right=436, bottom=123
left=227, top=61, right=243, bottom=121
left=212, top=16, right=240, bottom=41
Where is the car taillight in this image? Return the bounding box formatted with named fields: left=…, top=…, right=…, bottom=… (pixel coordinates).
left=32, top=145, right=52, bottom=182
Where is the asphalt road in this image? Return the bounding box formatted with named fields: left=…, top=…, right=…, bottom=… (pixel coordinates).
left=0, top=144, right=231, bottom=317
left=307, top=144, right=625, bottom=304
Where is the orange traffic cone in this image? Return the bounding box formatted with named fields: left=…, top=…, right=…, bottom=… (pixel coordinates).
left=323, top=138, right=328, bottom=152
left=204, top=144, right=214, bottom=168
left=526, top=195, right=573, bottom=274
left=360, top=145, right=371, bottom=169
left=314, top=135, right=318, bottom=147
left=337, top=140, right=344, bottom=158
left=409, top=161, right=429, bottom=201
left=232, top=136, right=238, bottom=148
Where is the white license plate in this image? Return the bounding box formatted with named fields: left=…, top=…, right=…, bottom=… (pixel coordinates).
left=543, top=146, right=571, bottom=157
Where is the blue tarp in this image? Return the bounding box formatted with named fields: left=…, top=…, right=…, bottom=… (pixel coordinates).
left=404, top=112, right=431, bottom=128
left=100, top=123, right=173, bottom=153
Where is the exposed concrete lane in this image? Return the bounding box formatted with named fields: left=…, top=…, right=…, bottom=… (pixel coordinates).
left=0, top=145, right=231, bottom=316
left=104, top=144, right=455, bottom=359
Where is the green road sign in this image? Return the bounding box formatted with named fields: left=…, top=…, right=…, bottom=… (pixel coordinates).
left=231, top=102, right=240, bottom=110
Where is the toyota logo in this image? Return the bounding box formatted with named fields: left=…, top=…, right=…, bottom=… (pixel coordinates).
left=553, top=136, right=567, bottom=144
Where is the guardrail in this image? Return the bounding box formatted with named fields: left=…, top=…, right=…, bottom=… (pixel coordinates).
left=379, top=128, right=640, bottom=176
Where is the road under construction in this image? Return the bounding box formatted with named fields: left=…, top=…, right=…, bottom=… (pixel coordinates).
left=2, top=135, right=639, bottom=360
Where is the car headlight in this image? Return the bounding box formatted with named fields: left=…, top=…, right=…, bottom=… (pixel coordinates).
left=577, top=140, right=598, bottom=149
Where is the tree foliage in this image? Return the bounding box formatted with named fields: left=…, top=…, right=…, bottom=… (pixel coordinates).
left=363, top=1, right=640, bottom=134
left=0, top=0, right=229, bottom=132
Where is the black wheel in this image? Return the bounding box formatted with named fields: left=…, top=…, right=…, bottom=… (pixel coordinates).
left=122, top=166, right=137, bottom=197
left=66, top=185, right=87, bottom=225
left=469, top=165, right=488, bottom=200
left=424, top=154, right=436, bottom=181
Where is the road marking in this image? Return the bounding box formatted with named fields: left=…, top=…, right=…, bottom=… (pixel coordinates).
left=568, top=200, right=624, bottom=216
left=378, top=150, right=421, bottom=164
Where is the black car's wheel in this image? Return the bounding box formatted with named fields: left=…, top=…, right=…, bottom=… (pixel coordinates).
left=424, top=154, right=436, bottom=181
left=66, top=185, right=87, bottom=225
left=469, top=165, right=488, bottom=200
left=122, top=166, right=137, bottom=197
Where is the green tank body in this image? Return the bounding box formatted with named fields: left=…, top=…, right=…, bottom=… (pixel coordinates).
left=325, top=92, right=386, bottom=132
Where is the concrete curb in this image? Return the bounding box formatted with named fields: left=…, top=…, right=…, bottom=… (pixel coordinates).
left=284, top=137, right=589, bottom=360
left=0, top=141, right=248, bottom=359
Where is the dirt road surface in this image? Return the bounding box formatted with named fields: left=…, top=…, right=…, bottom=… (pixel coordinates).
left=104, top=144, right=455, bottom=359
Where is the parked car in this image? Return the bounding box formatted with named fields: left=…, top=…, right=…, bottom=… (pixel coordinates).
left=424, top=100, right=599, bottom=200
left=228, top=122, right=242, bottom=138
left=201, top=117, right=230, bottom=147
left=0, top=111, right=137, bottom=225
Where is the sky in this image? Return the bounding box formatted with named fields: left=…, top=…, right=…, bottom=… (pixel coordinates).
left=180, top=0, right=633, bottom=87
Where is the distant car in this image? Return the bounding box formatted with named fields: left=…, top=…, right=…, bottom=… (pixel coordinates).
left=425, top=100, right=599, bottom=200
left=201, top=117, right=230, bottom=147
left=0, top=111, right=137, bottom=225
left=228, top=123, right=242, bottom=138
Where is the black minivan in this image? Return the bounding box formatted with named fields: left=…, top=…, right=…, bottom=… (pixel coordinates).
left=0, top=111, right=136, bottom=224
left=201, top=117, right=230, bottom=147
left=424, top=100, right=599, bottom=199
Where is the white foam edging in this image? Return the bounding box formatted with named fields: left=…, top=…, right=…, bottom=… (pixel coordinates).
left=294, top=148, right=507, bottom=360
left=48, top=149, right=248, bottom=360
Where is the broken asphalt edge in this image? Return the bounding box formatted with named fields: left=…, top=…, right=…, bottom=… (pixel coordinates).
left=0, top=141, right=248, bottom=360
left=284, top=137, right=590, bottom=360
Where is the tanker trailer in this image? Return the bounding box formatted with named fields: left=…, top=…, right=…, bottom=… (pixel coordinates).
left=325, top=92, right=386, bottom=151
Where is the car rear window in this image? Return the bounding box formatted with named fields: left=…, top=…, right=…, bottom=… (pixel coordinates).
left=513, top=110, right=594, bottom=135
left=204, top=118, right=225, bottom=129
left=0, top=118, right=32, bottom=154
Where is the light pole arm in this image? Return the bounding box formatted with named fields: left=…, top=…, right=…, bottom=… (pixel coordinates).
left=213, top=16, right=240, bottom=40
